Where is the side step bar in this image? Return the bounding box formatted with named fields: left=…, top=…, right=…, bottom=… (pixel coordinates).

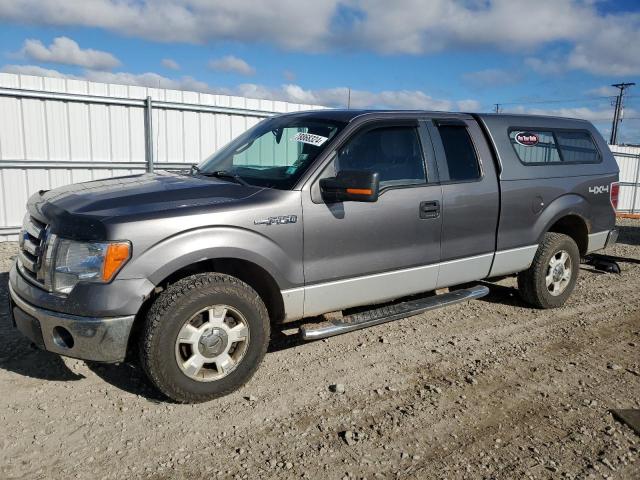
left=300, top=284, right=489, bottom=341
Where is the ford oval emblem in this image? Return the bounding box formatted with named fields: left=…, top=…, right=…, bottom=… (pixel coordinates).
left=515, top=131, right=539, bottom=146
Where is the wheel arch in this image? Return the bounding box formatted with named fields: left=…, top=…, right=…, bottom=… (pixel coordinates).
left=535, top=194, right=592, bottom=257
left=155, top=257, right=286, bottom=324
left=545, top=214, right=589, bottom=256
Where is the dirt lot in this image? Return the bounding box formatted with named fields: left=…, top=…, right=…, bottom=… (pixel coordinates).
left=1, top=220, right=639, bottom=480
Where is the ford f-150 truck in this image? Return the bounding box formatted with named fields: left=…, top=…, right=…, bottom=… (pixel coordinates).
left=8, top=110, right=619, bottom=402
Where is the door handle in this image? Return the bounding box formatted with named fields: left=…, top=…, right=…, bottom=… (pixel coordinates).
left=419, top=200, right=440, bottom=219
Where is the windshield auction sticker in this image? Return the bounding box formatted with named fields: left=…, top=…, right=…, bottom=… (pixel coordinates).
left=291, top=132, right=328, bottom=147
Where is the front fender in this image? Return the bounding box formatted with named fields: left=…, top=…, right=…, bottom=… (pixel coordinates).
left=119, top=227, right=303, bottom=290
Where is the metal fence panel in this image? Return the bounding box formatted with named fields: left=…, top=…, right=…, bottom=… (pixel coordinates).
left=609, top=146, right=640, bottom=214
left=0, top=72, right=323, bottom=241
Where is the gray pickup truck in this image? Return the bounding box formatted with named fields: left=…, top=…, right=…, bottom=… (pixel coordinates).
left=9, top=110, right=619, bottom=402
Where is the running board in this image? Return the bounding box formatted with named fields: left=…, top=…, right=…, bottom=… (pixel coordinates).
left=300, top=284, right=490, bottom=341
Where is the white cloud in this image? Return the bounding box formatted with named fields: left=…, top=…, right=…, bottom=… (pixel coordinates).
left=277, top=84, right=455, bottom=110
left=228, top=83, right=479, bottom=111
left=565, top=17, right=640, bottom=76
left=3, top=63, right=211, bottom=92
left=2, top=63, right=477, bottom=111
left=230, top=82, right=462, bottom=110
left=503, top=105, right=627, bottom=123
left=161, top=58, right=180, bottom=70
left=585, top=85, right=618, bottom=97
left=83, top=70, right=212, bottom=93
left=526, top=13, right=640, bottom=77
left=209, top=55, right=255, bottom=76
left=462, top=68, right=522, bottom=89
left=0, top=0, right=338, bottom=50
left=457, top=99, right=482, bottom=111
left=1, top=1, right=639, bottom=76
left=2, top=63, right=69, bottom=78
left=524, top=57, right=567, bottom=76
left=20, top=36, right=120, bottom=70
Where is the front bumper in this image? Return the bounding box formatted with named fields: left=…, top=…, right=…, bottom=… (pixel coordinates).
left=9, top=282, right=135, bottom=363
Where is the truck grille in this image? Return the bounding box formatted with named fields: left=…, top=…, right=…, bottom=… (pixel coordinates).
left=18, top=214, right=48, bottom=286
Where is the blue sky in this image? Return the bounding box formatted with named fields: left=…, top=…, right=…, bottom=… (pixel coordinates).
left=0, top=0, right=639, bottom=143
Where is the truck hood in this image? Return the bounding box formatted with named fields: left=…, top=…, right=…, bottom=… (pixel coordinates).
left=27, top=171, right=264, bottom=240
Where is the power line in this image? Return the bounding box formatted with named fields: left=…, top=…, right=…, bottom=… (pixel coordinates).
left=488, top=94, right=638, bottom=110
left=494, top=96, right=611, bottom=107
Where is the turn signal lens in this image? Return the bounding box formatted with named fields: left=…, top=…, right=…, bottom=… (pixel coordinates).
left=102, top=242, right=131, bottom=281
left=610, top=182, right=620, bottom=210
left=346, top=188, right=373, bottom=195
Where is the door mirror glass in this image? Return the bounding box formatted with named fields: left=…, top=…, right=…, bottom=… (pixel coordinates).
left=320, top=170, right=380, bottom=203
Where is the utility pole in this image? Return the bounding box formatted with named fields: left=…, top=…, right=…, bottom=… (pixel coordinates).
left=347, top=88, right=351, bottom=109
left=609, top=82, right=635, bottom=145
left=494, top=103, right=501, bottom=114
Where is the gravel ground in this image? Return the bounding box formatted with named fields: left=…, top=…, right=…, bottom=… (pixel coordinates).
left=1, top=220, right=639, bottom=480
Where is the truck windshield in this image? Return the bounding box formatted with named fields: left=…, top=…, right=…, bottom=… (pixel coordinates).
left=197, top=116, right=346, bottom=189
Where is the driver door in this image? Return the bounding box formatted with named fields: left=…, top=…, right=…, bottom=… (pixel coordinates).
left=300, top=119, right=443, bottom=317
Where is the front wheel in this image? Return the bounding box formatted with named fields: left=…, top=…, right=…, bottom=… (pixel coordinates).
left=139, top=273, right=270, bottom=403
left=518, top=232, right=580, bottom=309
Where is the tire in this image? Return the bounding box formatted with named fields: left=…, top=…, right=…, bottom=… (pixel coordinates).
left=517, top=232, right=580, bottom=309
left=139, top=273, right=270, bottom=403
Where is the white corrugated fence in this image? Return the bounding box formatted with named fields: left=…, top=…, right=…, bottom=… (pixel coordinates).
left=609, top=145, right=640, bottom=214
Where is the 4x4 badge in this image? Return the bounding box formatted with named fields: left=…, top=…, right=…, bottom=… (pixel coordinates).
left=254, top=215, right=298, bottom=226
left=588, top=185, right=609, bottom=194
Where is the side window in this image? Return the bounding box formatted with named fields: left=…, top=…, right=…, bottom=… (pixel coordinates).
left=555, top=131, right=600, bottom=163
left=335, top=126, right=426, bottom=187
left=509, top=131, right=560, bottom=163
left=509, top=129, right=600, bottom=164
left=437, top=125, right=481, bottom=182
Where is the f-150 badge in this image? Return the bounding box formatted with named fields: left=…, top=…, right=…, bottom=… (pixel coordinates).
left=254, top=215, right=298, bottom=226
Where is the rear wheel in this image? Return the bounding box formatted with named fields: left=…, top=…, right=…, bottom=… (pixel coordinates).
left=518, top=232, right=580, bottom=309
left=139, top=273, right=270, bottom=403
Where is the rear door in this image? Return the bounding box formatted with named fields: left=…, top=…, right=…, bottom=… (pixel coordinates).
left=301, top=118, right=443, bottom=316
left=427, top=118, right=500, bottom=287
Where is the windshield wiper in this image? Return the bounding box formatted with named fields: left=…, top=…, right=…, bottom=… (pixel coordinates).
left=197, top=170, right=249, bottom=186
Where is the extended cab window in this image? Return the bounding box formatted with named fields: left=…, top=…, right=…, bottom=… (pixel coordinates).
left=335, top=126, right=426, bottom=188
left=437, top=125, right=481, bottom=182
left=509, top=129, right=600, bottom=164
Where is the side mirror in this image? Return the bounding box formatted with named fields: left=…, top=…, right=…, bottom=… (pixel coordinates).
left=320, top=170, right=380, bottom=203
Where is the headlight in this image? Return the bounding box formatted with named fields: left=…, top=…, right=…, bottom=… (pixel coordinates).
left=49, top=238, right=131, bottom=294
